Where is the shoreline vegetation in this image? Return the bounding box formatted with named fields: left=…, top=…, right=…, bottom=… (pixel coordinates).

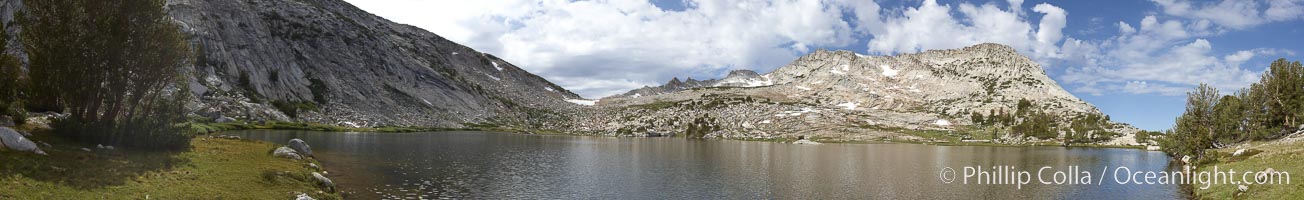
left=1156, top=59, right=1304, bottom=199
left=0, top=128, right=341, bottom=199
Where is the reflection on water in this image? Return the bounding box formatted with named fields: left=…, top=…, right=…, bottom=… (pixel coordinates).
left=230, top=130, right=1186, bottom=199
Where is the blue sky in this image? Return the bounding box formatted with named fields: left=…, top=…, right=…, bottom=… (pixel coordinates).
left=343, top=0, right=1304, bottom=131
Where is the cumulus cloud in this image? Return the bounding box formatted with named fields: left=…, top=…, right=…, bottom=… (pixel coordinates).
left=1151, top=0, right=1304, bottom=30
left=1059, top=16, right=1293, bottom=96
left=348, top=0, right=870, bottom=98
left=862, top=0, right=1067, bottom=62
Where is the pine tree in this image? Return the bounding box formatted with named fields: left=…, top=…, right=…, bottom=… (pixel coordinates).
left=1261, top=59, right=1304, bottom=137
left=1211, top=95, right=1244, bottom=146
left=21, top=0, right=193, bottom=150
left=1164, top=83, right=1219, bottom=160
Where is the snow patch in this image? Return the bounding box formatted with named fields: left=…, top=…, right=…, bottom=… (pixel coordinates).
left=830, top=65, right=849, bottom=75
left=760, top=120, right=772, bottom=124
left=484, top=73, right=501, bottom=81
left=451, top=52, right=459, bottom=55
left=492, top=62, right=502, bottom=71
left=835, top=102, right=859, bottom=110
left=778, top=107, right=822, bottom=117
left=796, top=86, right=811, bottom=91
left=544, top=87, right=555, bottom=92
left=565, top=99, right=598, bottom=106
left=713, top=75, right=773, bottom=87
left=631, top=93, right=642, bottom=98
left=934, top=119, right=951, bottom=126
left=879, top=65, right=898, bottom=77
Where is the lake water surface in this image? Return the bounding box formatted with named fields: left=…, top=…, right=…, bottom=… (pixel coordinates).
left=230, top=130, right=1187, bottom=199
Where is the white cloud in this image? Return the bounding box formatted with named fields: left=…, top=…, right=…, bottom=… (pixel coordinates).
left=1033, top=3, right=1067, bottom=46
left=1059, top=19, right=1289, bottom=96
left=1266, top=0, right=1304, bottom=21
left=1118, top=21, right=1136, bottom=34
left=1122, top=81, right=1190, bottom=95
left=347, top=0, right=865, bottom=98
left=1032, top=0, right=1302, bottom=96
left=1151, top=0, right=1304, bottom=30
left=862, top=0, right=1066, bottom=61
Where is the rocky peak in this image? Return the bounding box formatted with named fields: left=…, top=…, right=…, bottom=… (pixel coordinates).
left=725, top=70, right=761, bottom=78
left=600, top=43, right=1125, bottom=132
left=667, top=77, right=682, bottom=85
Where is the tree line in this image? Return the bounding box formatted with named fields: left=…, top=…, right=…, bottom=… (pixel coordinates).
left=969, top=98, right=1118, bottom=143
left=1162, top=59, right=1304, bottom=162
left=0, top=0, right=193, bottom=150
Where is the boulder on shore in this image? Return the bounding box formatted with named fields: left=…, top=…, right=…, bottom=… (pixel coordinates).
left=273, top=147, right=303, bottom=160
left=0, top=127, right=46, bottom=155
left=311, top=172, right=335, bottom=192
left=288, top=139, right=312, bottom=157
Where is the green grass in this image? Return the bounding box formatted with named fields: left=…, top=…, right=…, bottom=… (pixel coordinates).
left=0, top=135, right=340, bottom=199
left=1193, top=140, right=1304, bottom=199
